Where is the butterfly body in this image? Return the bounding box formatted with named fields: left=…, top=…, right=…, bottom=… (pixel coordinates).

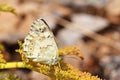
left=23, top=19, right=59, bottom=65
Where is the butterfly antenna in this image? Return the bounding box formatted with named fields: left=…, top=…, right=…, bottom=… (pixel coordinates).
left=65, top=56, right=84, bottom=61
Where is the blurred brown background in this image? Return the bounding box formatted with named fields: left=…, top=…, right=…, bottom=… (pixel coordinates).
left=0, top=0, right=120, bottom=80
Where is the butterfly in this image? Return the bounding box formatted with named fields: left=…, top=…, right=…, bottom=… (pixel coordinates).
left=23, top=18, right=60, bottom=65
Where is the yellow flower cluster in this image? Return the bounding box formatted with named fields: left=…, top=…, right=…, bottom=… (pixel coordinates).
left=0, top=42, right=101, bottom=80
left=16, top=49, right=50, bottom=75
left=55, top=64, right=101, bottom=80
left=59, top=46, right=84, bottom=60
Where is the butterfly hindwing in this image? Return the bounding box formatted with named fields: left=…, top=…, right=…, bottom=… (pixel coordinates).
left=23, top=19, right=59, bottom=65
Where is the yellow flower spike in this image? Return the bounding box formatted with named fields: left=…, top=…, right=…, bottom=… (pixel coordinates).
left=16, top=49, right=52, bottom=76
left=54, top=64, right=101, bottom=80
left=15, top=49, right=29, bottom=63
left=16, top=50, right=50, bottom=75
left=16, top=41, right=101, bottom=80
left=16, top=41, right=52, bottom=75
left=35, top=63, right=50, bottom=75
left=0, top=4, right=16, bottom=14
left=17, top=40, right=23, bottom=50
left=59, top=46, right=84, bottom=60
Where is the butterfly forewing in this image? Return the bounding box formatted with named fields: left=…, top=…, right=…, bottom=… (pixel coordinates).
left=23, top=19, right=59, bottom=65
